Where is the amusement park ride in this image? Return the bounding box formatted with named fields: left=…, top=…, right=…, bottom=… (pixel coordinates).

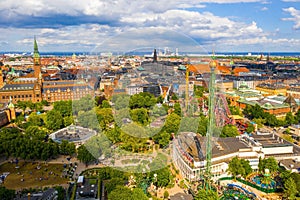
left=183, top=54, right=240, bottom=192
left=204, top=56, right=217, bottom=191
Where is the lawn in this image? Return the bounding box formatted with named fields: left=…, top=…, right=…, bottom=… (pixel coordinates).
left=0, top=161, right=69, bottom=190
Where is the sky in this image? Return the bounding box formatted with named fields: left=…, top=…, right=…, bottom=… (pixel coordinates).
left=1, top=0, right=300, bottom=53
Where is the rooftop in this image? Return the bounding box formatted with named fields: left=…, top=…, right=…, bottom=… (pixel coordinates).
left=0, top=83, right=35, bottom=91
left=251, top=134, right=292, bottom=148
left=176, top=132, right=251, bottom=163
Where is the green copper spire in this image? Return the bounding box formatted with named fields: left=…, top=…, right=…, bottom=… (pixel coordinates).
left=33, top=36, right=40, bottom=64
left=34, top=37, right=40, bottom=57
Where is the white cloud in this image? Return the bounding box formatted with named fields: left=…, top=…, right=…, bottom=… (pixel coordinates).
left=121, top=10, right=265, bottom=41
left=261, top=7, right=268, bottom=11
left=282, top=7, right=300, bottom=29
left=0, top=0, right=268, bottom=18
left=0, top=0, right=299, bottom=52
left=282, top=0, right=300, bottom=2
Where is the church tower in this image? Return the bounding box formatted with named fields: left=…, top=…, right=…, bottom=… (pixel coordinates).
left=153, top=49, right=157, bottom=62
left=33, top=36, right=41, bottom=79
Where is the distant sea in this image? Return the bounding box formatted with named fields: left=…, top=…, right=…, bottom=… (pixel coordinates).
left=1, top=51, right=300, bottom=57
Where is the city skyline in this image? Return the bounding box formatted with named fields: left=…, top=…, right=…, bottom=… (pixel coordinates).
left=1, top=0, right=300, bottom=52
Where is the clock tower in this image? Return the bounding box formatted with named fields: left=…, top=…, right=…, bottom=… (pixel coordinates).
left=33, top=36, right=41, bottom=79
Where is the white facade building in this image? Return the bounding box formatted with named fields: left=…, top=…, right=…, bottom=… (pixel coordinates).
left=172, top=132, right=300, bottom=182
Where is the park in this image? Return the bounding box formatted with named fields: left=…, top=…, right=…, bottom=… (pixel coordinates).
left=0, top=161, right=69, bottom=190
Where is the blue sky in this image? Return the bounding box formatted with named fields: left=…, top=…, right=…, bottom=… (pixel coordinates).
left=0, top=0, right=300, bottom=53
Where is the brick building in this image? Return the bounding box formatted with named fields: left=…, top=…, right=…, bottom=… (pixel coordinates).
left=0, top=38, right=93, bottom=104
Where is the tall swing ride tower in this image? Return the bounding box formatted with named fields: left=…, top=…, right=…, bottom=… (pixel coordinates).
left=205, top=56, right=217, bottom=190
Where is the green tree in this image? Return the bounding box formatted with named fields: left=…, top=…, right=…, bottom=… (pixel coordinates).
left=41, top=100, right=49, bottom=106
left=221, top=124, right=239, bottom=137
left=258, top=157, right=278, bottom=174
left=34, top=102, right=43, bottom=112
left=77, top=145, right=96, bottom=165
left=27, top=100, right=35, bottom=110
left=55, top=186, right=66, bottom=200
left=240, top=159, right=253, bottom=178
left=283, top=177, right=297, bottom=200
left=73, top=95, right=96, bottom=114
left=280, top=170, right=292, bottom=182
left=25, top=126, right=47, bottom=140
left=104, top=127, right=121, bottom=144
left=28, top=112, right=44, bottom=126
left=0, top=186, right=15, bottom=200
left=194, top=85, right=206, bottom=97
left=157, top=95, right=164, bottom=104
left=95, top=95, right=107, bottom=106
left=229, top=105, right=241, bottom=115
left=227, top=156, right=244, bottom=179
left=129, top=92, right=156, bottom=109
left=151, top=104, right=167, bottom=117
left=246, top=123, right=255, bottom=133
left=16, top=100, right=27, bottom=113
left=130, top=108, right=149, bottom=125
left=252, top=118, right=266, bottom=129
left=120, top=131, right=147, bottom=153
left=171, top=93, right=178, bottom=101
left=284, top=128, right=291, bottom=134
left=113, top=94, right=130, bottom=110
left=108, top=186, right=147, bottom=200
left=96, top=108, right=114, bottom=130
left=173, top=103, right=182, bottom=116
left=195, top=189, right=219, bottom=200
left=285, top=112, right=295, bottom=126
left=101, top=100, right=111, bottom=108
left=59, top=140, right=76, bottom=156
left=46, top=110, right=64, bottom=130
left=179, top=117, right=199, bottom=133
left=163, top=113, right=181, bottom=135
left=151, top=167, right=171, bottom=187
left=265, top=113, right=278, bottom=127
left=105, top=178, right=124, bottom=193
left=63, top=116, right=74, bottom=127
left=0, top=127, right=59, bottom=161
left=78, top=110, right=100, bottom=130
left=153, top=131, right=170, bottom=148
left=53, top=100, right=72, bottom=117
left=290, top=173, right=300, bottom=196
left=163, top=190, right=169, bottom=199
